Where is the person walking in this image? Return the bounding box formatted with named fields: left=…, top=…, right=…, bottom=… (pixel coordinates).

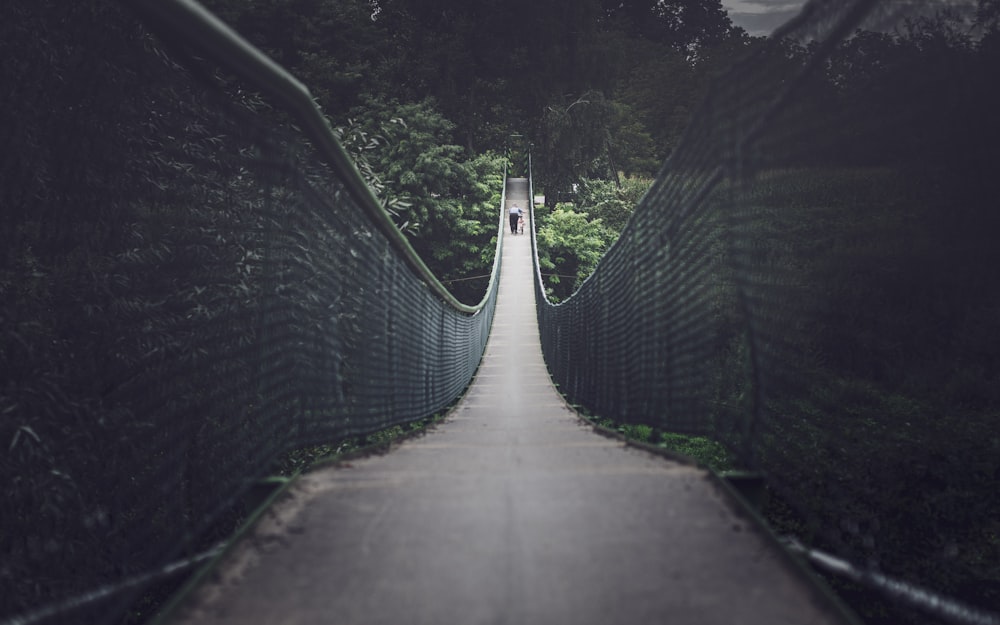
left=509, top=203, right=523, bottom=234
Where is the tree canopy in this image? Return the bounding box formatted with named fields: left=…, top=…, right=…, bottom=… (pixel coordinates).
left=203, top=0, right=743, bottom=169
left=198, top=0, right=747, bottom=303
left=199, top=0, right=1000, bottom=309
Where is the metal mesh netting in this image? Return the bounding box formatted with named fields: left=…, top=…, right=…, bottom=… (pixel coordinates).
left=1, top=1, right=499, bottom=622
left=536, top=0, right=1000, bottom=622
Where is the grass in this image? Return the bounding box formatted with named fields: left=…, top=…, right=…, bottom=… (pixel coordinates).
left=726, top=166, right=1000, bottom=622
left=548, top=165, right=1000, bottom=623
left=272, top=414, right=445, bottom=476
left=587, top=414, right=736, bottom=474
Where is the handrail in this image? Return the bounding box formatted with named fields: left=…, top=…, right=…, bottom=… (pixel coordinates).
left=122, top=0, right=491, bottom=314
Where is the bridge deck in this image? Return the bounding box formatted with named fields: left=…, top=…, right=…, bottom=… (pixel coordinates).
left=165, top=179, right=855, bottom=625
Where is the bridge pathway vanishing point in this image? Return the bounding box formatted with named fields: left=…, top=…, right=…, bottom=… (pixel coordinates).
left=165, top=179, right=855, bottom=625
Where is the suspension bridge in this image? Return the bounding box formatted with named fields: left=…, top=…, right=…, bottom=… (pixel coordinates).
left=160, top=178, right=854, bottom=624
left=2, top=1, right=999, bottom=625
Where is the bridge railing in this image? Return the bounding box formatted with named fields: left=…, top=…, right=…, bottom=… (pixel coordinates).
left=533, top=1, right=1000, bottom=623
left=0, top=1, right=503, bottom=622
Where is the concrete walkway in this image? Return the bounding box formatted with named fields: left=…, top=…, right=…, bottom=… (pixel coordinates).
left=166, top=179, right=855, bottom=625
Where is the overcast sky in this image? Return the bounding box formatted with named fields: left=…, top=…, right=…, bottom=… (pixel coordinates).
left=721, top=0, right=807, bottom=36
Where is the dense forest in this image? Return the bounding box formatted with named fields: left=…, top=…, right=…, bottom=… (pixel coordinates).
left=195, top=4, right=1000, bottom=624
left=3, top=1, right=1000, bottom=624
left=198, top=0, right=1000, bottom=306
left=197, top=0, right=754, bottom=302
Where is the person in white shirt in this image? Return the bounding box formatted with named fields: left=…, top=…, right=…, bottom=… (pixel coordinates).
left=509, top=203, right=523, bottom=234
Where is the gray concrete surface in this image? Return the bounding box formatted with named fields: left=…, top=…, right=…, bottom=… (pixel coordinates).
left=166, top=179, right=855, bottom=625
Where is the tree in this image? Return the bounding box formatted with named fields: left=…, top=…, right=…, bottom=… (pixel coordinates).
left=536, top=91, right=620, bottom=205
left=369, top=0, right=609, bottom=153
left=605, top=99, right=660, bottom=178
left=340, top=96, right=504, bottom=303
left=601, top=0, right=735, bottom=51
left=536, top=206, right=610, bottom=301
left=536, top=90, right=658, bottom=205
left=575, top=177, right=645, bottom=235
left=202, top=0, right=393, bottom=115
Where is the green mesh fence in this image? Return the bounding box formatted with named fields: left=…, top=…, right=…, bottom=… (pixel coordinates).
left=536, top=0, right=1000, bottom=622
left=1, top=1, right=500, bottom=623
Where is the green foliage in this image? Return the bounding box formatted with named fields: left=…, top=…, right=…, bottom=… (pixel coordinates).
left=535, top=176, right=652, bottom=301
left=0, top=2, right=281, bottom=615
left=204, top=0, right=753, bottom=192
left=536, top=92, right=614, bottom=202
left=588, top=414, right=735, bottom=473
left=335, top=114, right=417, bottom=234
left=337, top=97, right=505, bottom=304
left=274, top=414, right=445, bottom=476
left=536, top=91, right=660, bottom=202
left=203, top=0, right=391, bottom=114
left=656, top=433, right=734, bottom=474
left=210, top=0, right=748, bottom=223
left=717, top=163, right=1000, bottom=620
left=536, top=206, right=609, bottom=302
left=607, top=100, right=662, bottom=177
left=615, top=39, right=705, bottom=161
left=620, top=423, right=653, bottom=443
left=576, top=177, right=648, bottom=234
left=601, top=0, right=735, bottom=50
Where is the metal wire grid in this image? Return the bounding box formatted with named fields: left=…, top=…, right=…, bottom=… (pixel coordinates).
left=0, top=1, right=501, bottom=621
left=533, top=0, right=999, bottom=621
